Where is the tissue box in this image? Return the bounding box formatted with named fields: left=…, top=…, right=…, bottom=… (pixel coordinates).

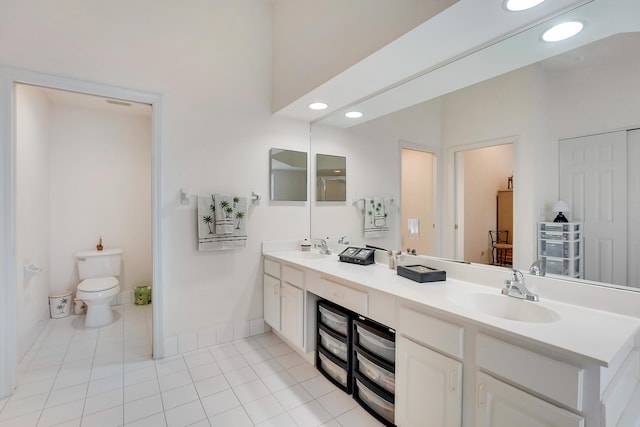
left=397, top=265, right=446, bottom=283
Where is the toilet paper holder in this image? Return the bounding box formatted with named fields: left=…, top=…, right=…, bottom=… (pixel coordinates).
left=24, top=263, right=42, bottom=282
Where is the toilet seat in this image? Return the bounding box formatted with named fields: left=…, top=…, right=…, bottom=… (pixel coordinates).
left=78, top=276, right=119, bottom=293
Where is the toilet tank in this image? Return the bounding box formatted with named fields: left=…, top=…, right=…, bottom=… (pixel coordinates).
left=76, top=248, right=122, bottom=280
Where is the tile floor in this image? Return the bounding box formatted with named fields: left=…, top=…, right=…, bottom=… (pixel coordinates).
left=0, top=304, right=383, bottom=426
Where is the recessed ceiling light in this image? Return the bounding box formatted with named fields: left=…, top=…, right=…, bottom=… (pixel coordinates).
left=504, top=0, right=544, bottom=12
left=308, top=102, right=328, bottom=110
left=345, top=111, right=363, bottom=119
left=542, top=21, right=584, bottom=42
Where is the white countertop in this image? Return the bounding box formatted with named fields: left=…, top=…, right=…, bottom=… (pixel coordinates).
left=264, top=250, right=640, bottom=367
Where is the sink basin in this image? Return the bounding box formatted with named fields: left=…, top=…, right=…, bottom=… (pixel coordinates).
left=448, top=292, right=560, bottom=323
left=280, top=251, right=329, bottom=260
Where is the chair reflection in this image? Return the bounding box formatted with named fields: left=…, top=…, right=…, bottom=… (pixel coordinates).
left=489, top=230, right=512, bottom=266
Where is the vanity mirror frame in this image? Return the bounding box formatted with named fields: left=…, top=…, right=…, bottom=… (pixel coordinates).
left=308, top=0, right=640, bottom=293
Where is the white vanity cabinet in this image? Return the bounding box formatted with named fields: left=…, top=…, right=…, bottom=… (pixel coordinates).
left=476, top=372, right=585, bottom=427
left=395, top=305, right=463, bottom=427
left=396, top=337, right=462, bottom=427
left=263, top=257, right=305, bottom=351
left=263, top=273, right=280, bottom=331
left=280, top=281, right=304, bottom=349
left=475, top=333, right=586, bottom=426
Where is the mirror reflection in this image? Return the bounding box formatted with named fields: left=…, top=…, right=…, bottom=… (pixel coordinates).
left=310, top=1, right=640, bottom=293
left=316, top=154, right=346, bottom=201
left=269, top=148, right=307, bottom=201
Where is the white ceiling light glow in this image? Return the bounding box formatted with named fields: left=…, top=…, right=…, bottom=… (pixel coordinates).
left=542, top=21, right=584, bottom=42
left=308, top=102, right=328, bottom=110
left=504, top=0, right=544, bottom=12
left=345, top=111, right=363, bottom=119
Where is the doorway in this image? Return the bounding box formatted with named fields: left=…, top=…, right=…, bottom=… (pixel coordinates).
left=16, top=83, right=153, bottom=360
left=453, top=142, right=514, bottom=264
left=0, top=69, right=162, bottom=398
left=401, top=147, right=436, bottom=256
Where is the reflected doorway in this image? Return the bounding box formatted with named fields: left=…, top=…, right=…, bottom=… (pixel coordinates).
left=454, top=143, right=514, bottom=264
left=401, top=148, right=436, bottom=255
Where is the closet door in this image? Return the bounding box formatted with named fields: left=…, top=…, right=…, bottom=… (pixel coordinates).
left=559, top=131, right=627, bottom=286
left=627, top=129, right=640, bottom=288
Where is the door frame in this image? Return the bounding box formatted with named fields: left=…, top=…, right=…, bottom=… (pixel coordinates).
left=0, top=66, right=164, bottom=398
left=448, top=136, right=516, bottom=263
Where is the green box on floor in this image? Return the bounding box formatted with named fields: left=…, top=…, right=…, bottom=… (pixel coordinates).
left=134, top=285, right=152, bottom=305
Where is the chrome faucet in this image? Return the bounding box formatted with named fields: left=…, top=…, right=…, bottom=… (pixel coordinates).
left=315, top=239, right=332, bottom=255
left=502, top=269, right=539, bottom=301
left=529, top=259, right=545, bottom=277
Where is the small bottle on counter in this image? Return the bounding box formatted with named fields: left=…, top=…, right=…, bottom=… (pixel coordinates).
left=388, top=250, right=396, bottom=269
left=300, top=238, right=311, bottom=252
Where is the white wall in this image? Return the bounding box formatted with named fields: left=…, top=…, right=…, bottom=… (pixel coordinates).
left=16, top=85, right=51, bottom=359
left=48, top=102, right=152, bottom=296
left=0, top=1, right=311, bottom=349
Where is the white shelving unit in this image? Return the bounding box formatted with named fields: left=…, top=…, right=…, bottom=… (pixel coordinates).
left=537, top=222, right=583, bottom=279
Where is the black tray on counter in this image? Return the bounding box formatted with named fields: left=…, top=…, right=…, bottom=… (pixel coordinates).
left=397, top=265, right=446, bottom=283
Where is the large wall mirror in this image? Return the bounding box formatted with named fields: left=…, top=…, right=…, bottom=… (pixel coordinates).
left=309, top=0, right=640, bottom=295
left=270, top=148, right=308, bottom=201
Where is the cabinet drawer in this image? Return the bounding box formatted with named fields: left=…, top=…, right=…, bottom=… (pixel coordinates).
left=398, top=306, right=463, bottom=359
left=318, top=278, right=368, bottom=315
left=318, top=327, right=348, bottom=362
left=318, top=351, right=349, bottom=389
left=476, top=334, right=584, bottom=411
left=264, top=258, right=280, bottom=278
left=283, top=265, right=304, bottom=288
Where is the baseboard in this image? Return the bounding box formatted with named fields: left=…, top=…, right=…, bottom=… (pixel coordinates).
left=162, top=318, right=271, bottom=357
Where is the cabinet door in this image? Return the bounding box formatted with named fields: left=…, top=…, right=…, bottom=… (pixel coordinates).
left=395, top=336, right=462, bottom=427
left=263, top=274, right=280, bottom=331
left=280, top=282, right=304, bottom=349
left=476, top=372, right=584, bottom=427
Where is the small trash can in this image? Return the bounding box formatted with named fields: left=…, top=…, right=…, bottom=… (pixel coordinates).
left=134, top=285, right=152, bottom=305
left=49, top=290, right=73, bottom=318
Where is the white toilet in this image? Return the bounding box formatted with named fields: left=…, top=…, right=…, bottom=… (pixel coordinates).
left=75, top=248, right=122, bottom=328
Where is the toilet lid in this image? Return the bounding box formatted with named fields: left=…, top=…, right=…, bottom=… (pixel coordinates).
left=78, top=276, right=119, bottom=292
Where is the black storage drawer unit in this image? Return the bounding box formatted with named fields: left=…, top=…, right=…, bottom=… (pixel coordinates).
left=316, top=300, right=353, bottom=393
left=353, top=316, right=396, bottom=426
left=315, top=301, right=397, bottom=426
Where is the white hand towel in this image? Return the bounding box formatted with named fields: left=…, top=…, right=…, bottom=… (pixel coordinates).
left=364, top=197, right=390, bottom=238
left=198, top=195, right=248, bottom=251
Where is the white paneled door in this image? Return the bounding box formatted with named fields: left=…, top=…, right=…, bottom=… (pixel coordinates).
left=559, top=130, right=628, bottom=286
left=627, top=129, right=640, bottom=288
